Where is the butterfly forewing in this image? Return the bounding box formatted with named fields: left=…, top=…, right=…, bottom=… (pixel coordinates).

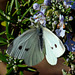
left=7, top=28, right=44, bottom=66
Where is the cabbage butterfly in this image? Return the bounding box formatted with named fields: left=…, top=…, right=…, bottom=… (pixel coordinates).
left=6, top=26, right=65, bottom=66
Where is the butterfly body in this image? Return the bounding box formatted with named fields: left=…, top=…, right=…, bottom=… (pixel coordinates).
left=7, top=26, right=65, bottom=66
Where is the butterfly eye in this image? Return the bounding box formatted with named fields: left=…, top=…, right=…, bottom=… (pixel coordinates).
left=25, top=48, right=29, bottom=51
left=55, top=44, right=57, bottom=48
left=19, top=46, right=22, bottom=50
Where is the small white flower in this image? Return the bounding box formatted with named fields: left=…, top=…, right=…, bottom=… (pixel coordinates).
left=8, top=62, right=11, bottom=64
left=66, top=58, right=69, bottom=62
left=59, top=6, right=62, bottom=9
left=13, top=65, right=17, bottom=70
left=65, top=22, right=68, bottom=25
left=44, top=0, right=51, bottom=6
left=62, top=9, right=65, bottom=12
left=59, top=14, right=64, bottom=22
left=40, top=7, right=46, bottom=14
left=55, top=28, right=65, bottom=38
left=69, top=16, right=73, bottom=21
left=63, top=0, right=75, bottom=9
left=52, top=18, right=54, bottom=21
left=66, top=4, right=72, bottom=8
left=54, top=21, right=57, bottom=25
left=71, top=64, right=74, bottom=70
left=63, top=0, right=67, bottom=6
left=30, top=12, right=46, bottom=26
left=33, top=3, right=40, bottom=10
left=58, top=14, right=65, bottom=28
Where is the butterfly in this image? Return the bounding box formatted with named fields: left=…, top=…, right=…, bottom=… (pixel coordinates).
left=6, top=26, right=65, bottom=66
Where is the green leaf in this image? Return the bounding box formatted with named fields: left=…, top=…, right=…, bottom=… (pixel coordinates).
left=21, top=28, right=24, bottom=34
left=21, top=0, right=37, bottom=20
left=27, top=68, right=36, bottom=72
left=0, top=53, right=7, bottom=62
left=6, top=22, right=9, bottom=39
left=15, top=0, right=21, bottom=15
left=20, top=71, right=24, bottom=75
left=0, top=35, right=8, bottom=46
left=7, top=64, right=13, bottom=69
left=0, top=40, right=7, bottom=44
left=37, top=0, right=44, bottom=4
left=12, top=9, right=18, bottom=16
left=1, top=21, right=6, bottom=27
left=21, top=6, right=32, bottom=20
left=0, top=31, right=6, bottom=35
left=0, top=37, right=7, bottom=42
left=6, top=1, right=9, bottom=13
left=23, top=1, right=30, bottom=6
left=0, top=9, right=5, bottom=16
left=62, top=69, right=67, bottom=75
left=21, top=0, right=25, bottom=4
left=6, top=33, right=14, bottom=39
left=17, top=64, right=27, bottom=68
left=6, top=67, right=13, bottom=75
left=9, top=0, right=15, bottom=13
left=22, top=18, right=29, bottom=24
left=7, top=0, right=14, bottom=14
left=0, top=40, right=8, bottom=46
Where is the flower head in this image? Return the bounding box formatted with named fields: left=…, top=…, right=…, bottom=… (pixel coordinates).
left=63, top=0, right=75, bottom=9
left=44, top=0, right=51, bottom=6
left=55, top=28, right=65, bottom=38
left=33, top=3, right=40, bottom=10
left=69, top=16, right=73, bottom=21
left=30, top=11, right=46, bottom=27
left=59, top=14, right=64, bottom=22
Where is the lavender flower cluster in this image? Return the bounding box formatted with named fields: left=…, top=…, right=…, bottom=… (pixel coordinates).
left=30, top=0, right=75, bottom=52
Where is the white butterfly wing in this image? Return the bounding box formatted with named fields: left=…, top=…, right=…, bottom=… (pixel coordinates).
left=7, top=28, right=44, bottom=66
left=43, top=27, right=65, bottom=65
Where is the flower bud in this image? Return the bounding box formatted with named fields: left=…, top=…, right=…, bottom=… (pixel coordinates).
left=33, top=3, right=40, bottom=10
left=44, top=0, right=51, bottom=6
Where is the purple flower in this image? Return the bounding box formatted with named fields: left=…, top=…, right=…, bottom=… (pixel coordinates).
left=67, top=1, right=75, bottom=10
left=30, top=12, right=46, bottom=27
left=63, top=0, right=75, bottom=9
left=65, top=33, right=75, bottom=52
left=59, top=14, right=64, bottom=22
left=55, top=28, right=65, bottom=38
left=33, top=3, right=40, bottom=10
left=69, top=16, right=73, bottom=21
left=44, top=0, right=51, bottom=6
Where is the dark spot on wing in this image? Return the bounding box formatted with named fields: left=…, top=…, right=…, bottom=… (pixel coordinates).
left=51, top=47, right=53, bottom=49
left=19, top=46, right=22, bottom=50
left=55, top=44, right=57, bottom=48
left=25, top=48, right=29, bottom=51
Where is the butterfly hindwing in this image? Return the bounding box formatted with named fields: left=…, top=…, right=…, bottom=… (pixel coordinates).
left=43, top=27, right=65, bottom=65
left=7, top=28, right=44, bottom=66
